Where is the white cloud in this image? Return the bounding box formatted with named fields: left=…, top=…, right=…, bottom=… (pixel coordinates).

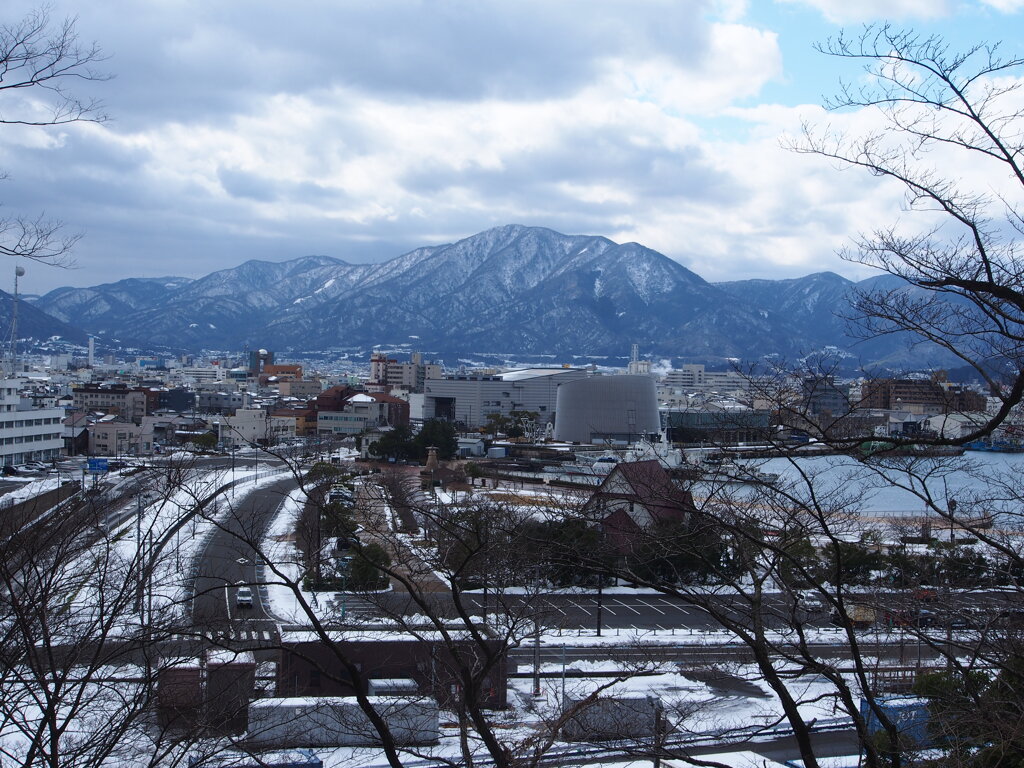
left=978, top=0, right=1024, bottom=10
left=709, top=0, right=749, bottom=21
left=0, top=0, right=1015, bottom=295
left=775, top=0, right=952, bottom=22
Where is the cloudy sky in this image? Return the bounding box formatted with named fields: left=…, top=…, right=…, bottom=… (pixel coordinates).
left=0, top=0, right=1020, bottom=294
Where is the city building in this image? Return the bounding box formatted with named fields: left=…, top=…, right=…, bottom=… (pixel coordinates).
left=423, top=368, right=589, bottom=428
left=213, top=408, right=294, bottom=448
left=248, top=348, right=274, bottom=376
left=0, top=380, right=64, bottom=466
left=659, top=365, right=749, bottom=396
left=156, top=387, right=197, bottom=413
left=87, top=417, right=155, bottom=456
left=277, top=379, right=323, bottom=399
left=72, top=384, right=156, bottom=424
left=553, top=375, right=661, bottom=445
left=859, top=373, right=987, bottom=415
left=177, top=364, right=226, bottom=383
left=367, top=352, right=442, bottom=393
left=802, top=376, right=852, bottom=417
left=317, top=392, right=410, bottom=436
left=626, top=344, right=652, bottom=376
left=664, top=405, right=773, bottom=445
left=197, top=390, right=253, bottom=415
left=270, top=407, right=318, bottom=437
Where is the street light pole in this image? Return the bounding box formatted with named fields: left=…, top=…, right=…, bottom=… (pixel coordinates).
left=532, top=617, right=542, bottom=697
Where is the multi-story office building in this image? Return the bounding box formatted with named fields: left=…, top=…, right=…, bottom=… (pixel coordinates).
left=72, top=384, right=155, bottom=424
left=213, top=408, right=294, bottom=448
left=660, top=364, right=749, bottom=394
left=0, top=379, right=64, bottom=466
left=368, top=352, right=442, bottom=392
left=177, top=365, right=226, bottom=383
left=859, top=374, right=987, bottom=415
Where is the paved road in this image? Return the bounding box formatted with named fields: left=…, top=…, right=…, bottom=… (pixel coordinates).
left=191, top=475, right=298, bottom=649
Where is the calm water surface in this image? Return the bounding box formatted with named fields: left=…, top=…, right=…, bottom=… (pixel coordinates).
left=713, top=452, right=1024, bottom=516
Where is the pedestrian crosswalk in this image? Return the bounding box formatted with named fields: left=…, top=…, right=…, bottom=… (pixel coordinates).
left=329, top=593, right=374, bottom=616
left=165, top=628, right=279, bottom=645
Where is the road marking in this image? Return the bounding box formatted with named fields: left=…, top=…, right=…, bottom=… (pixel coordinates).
left=224, top=584, right=233, bottom=621
left=637, top=599, right=667, bottom=615
left=612, top=599, right=642, bottom=615
left=601, top=605, right=618, bottom=616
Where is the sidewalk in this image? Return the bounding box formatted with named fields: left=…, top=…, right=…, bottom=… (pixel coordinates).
left=354, top=484, right=451, bottom=595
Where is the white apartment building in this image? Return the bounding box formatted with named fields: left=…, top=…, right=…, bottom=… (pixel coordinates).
left=317, top=394, right=396, bottom=436
left=0, top=379, right=64, bottom=466
left=368, top=352, right=442, bottom=392
left=213, top=408, right=294, bottom=447
left=659, top=365, right=749, bottom=403
left=177, top=365, right=227, bottom=383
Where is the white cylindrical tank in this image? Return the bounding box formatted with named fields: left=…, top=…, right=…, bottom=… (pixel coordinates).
left=554, top=375, right=660, bottom=444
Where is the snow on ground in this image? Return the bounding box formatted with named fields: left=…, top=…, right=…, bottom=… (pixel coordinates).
left=260, top=476, right=394, bottom=626
left=64, top=464, right=293, bottom=634
left=0, top=475, right=60, bottom=499
left=261, top=484, right=322, bottom=624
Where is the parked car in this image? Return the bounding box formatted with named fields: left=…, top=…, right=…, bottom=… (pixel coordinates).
left=235, top=586, right=254, bottom=609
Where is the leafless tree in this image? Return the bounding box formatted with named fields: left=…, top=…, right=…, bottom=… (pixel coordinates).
left=0, top=7, right=108, bottom=264
left=791, top=25, right=1024, bottom=443
left=0, top=465, right=223, bottom=767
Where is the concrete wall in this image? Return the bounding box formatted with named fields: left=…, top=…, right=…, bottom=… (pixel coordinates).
left=561, top=694, right=662, bottom=742
left=247, top=696, right=439, bottom=748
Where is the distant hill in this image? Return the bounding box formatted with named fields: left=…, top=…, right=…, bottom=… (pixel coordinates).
left=29, top=225, right=964, bottom=366
left=0, top=289, right=87, bottom=345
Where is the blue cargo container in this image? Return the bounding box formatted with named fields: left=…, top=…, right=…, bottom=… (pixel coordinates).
left=860, top=696, right=932, bottom=749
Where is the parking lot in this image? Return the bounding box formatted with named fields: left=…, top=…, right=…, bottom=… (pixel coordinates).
left=461, top=593, right=718, bottom=631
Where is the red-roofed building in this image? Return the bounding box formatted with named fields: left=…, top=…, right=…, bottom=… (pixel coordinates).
left=583, top=460, right=695, bottom=556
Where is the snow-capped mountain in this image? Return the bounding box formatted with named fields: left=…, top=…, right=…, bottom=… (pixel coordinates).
left=0, top=289, right=87, bottom=345
left=28, top=225, right=958, bottom=363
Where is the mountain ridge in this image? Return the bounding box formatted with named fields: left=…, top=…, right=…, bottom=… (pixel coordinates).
left=26, top=225, right=952, bottom=365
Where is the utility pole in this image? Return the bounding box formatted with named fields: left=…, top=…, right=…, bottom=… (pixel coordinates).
left=135, top=492, right=143, bottom=617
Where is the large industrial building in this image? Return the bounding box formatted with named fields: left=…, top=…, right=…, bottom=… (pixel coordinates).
left=422, top=368, right=589, bottom=428
left=553, top=375, right=660, bottom=444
